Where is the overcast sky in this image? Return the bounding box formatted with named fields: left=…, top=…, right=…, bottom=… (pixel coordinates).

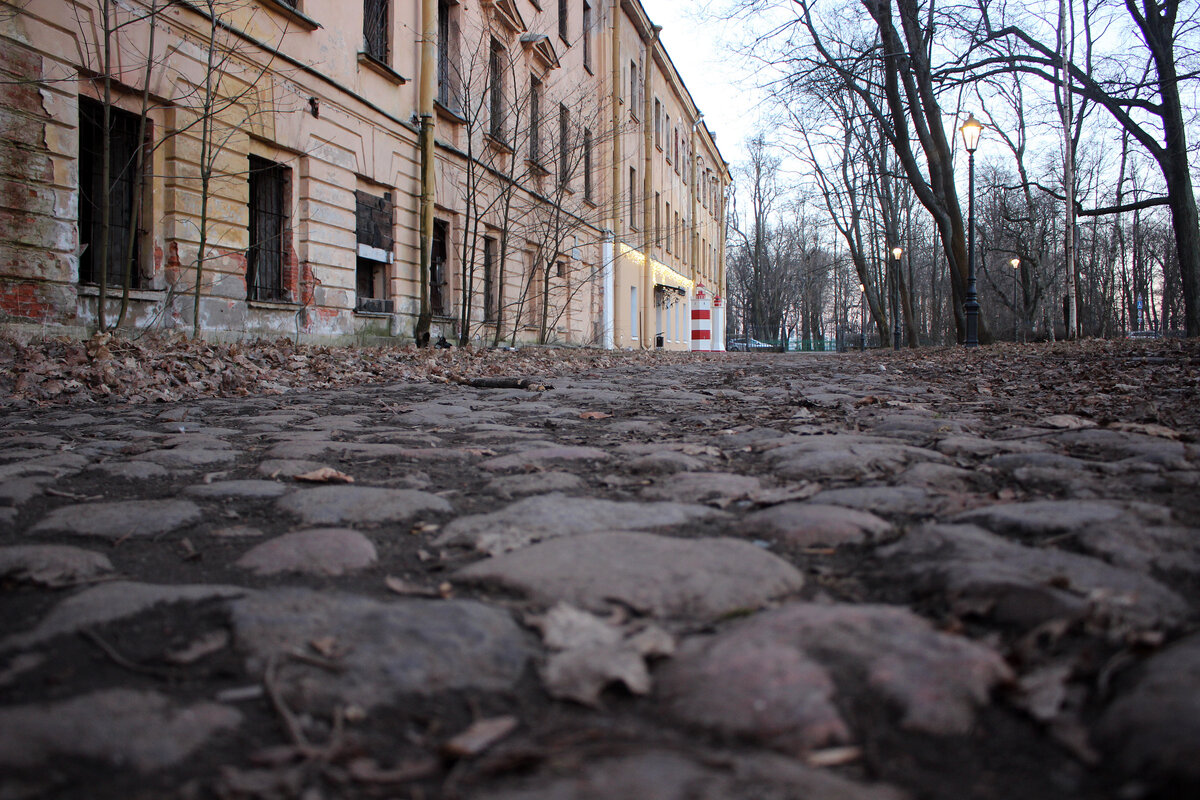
left=638, top=0, right=760, bottom=170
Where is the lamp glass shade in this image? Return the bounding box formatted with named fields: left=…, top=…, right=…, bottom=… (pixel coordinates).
left=1011, top=258, right=1020, bottom=269
left=959, top=114, right=983, bottom=152
left=859, top=284, right=865, bottom=293
left=892, top=247, right=903, bottom=260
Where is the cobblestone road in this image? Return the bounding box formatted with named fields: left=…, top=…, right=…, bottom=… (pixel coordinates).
left=1, top=352, right=1197, bottom=799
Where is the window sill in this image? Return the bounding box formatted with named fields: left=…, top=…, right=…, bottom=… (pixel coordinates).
left=353, top=310, right=392, bottom=318
left=358, top=52, right=408, bottom=84
left=527, top=159, right=550, bottom=177
left=247, top=299, right=299, bottom=311
left=260, top=0, right=321, bottom=31
left=435, top=99, right=466, bottom=124
left=486, top=134, right=513, bottom=154
left=77, top=285, right=163, bottom=302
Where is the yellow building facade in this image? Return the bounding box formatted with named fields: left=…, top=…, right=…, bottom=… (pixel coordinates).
left=0, top=0, right=728, bottom=348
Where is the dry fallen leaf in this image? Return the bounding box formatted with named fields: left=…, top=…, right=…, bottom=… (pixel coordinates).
left=385, top=575, right=440, bottom=597
left=165, top=630, right=230, bottom=665
left=1108, top=421, right=1180, bottom=440
left=442, top=716, right=519, bottom=758
left=805, top=746, right=863, bottom=768
left=1041, top=414, right=1096, bottom=430
left=294, top=467, right=355, bottom=484
left=579, top=411, right=612, bottom=420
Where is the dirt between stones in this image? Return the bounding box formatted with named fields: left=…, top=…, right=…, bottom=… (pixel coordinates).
left=0, top=340, right=1198, bottom=800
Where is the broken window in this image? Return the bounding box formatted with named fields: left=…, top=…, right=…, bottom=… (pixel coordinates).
left=355, top=190, right=393, bottom=313
left=78, top=97, right=145, bottom=288
left=483, top=235, right=497, bottom=322
left=247, top=155, right=289, bottom=302
left=431, top=218, right=450, bottom=316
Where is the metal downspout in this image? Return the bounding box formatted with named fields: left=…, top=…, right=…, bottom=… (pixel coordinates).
left=416, top=0, right=437, bottom=346
left=641, top=25, right=659, bottom=348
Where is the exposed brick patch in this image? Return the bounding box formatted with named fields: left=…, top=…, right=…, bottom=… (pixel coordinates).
left=0, top=280, right=62, bottom=322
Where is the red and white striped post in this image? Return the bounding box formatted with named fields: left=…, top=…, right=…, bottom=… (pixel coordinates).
left=691, top=284, right=712, bottom=351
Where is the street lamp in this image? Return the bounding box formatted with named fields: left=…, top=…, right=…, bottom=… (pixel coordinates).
left=859, top=283, right=866, bottom=351
left=891, top=246, right=903, bottom=350
left=1010, top=257, right=1020, bottom=342
left=960, top=113, right=983, bottom=347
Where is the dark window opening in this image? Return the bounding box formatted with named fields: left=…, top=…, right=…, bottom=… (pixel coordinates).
left=583, top=128, right=593, bottom=201
left=78, top=97, right=144, bottom=288
left=431, top=218, right=450, bottom=316
left=558, top=0, right=569, bottom=41
left=582, top=1, right=592, bottom=70
left=437, top=0, right=458, bottom=110
left=363, top=0, right=389, bottom=63
left=530, top=76, right=542, bottom=164
left=629, top=166, right=637, bottom=230
left=247, top=155, right=289, bottom=302
left=483, top=235, right=497, bottom=322
left=558, top=103, right=570, bottom=183
left=489, top=39, right=505, bottom=141
left=355, top=190, right=394, bottom=313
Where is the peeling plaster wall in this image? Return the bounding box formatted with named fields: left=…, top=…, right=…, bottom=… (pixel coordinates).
left=0, top=0, right=723, bottom=348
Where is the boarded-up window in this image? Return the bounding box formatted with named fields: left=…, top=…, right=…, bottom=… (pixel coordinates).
left=78, top=97, right=144, bottom=288
left=355, top=190, right=393, bottom=312
left=247, top=155, right=289, bottom=302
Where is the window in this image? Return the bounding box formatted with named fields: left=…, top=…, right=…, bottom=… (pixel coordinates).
left=558, top=103, right=570, bottom=183
left=556, top=260, right=566, bottom=278
left=437, top=0, right=459, bottom=110
left=483, top=235, right=497, bottom=322
left=489, top=39, right=505, bottom=141
left=247, top=155, right=290, bottom=302
left=674, top=211, right=680, bottom=256
left=583, top=128, right=593, bottom=201
left=630, top=285, right=638, bottom=339
left=664, top=115, right=671, bottom=163
left=558, top=0, right=569, bottom=42
left=629, top=59, right=639, bottom=118
left=582, top=1, right=592, bottom=71
left=78, top=97, right=145, bottom=288
left=431, top=219, right=449, bottom=316
left=363, top=0, right=389, bottom=62
left=529, top=76, right=542, bottom=163
left=654, top=192, right=660, bottom=248
left=674, top=129, right=680, bottom=173
left=654, top=99, right=662, bottom=149
left=664, top=201, right=671, bottom=253
left=355, top=190, right=393, bottom=312
left=629, top=166, right=637, bottom=230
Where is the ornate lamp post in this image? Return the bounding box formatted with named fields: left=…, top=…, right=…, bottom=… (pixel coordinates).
left=891, top=246, right=903, bottom=350
left=859, top=283, right=866, bottom=351
left=1010, top=257, right=1020, bottom=342
left=959, top=113, right=983, bottom=347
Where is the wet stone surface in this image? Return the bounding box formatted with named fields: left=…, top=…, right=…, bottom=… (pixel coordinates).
left=1, top=351, right=1198, bottom=799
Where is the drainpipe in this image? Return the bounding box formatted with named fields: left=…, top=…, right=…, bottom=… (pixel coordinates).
left=602, top=228, right=614, bottom=349
left=415, top=0, right=437, bottom=346
left=689, top=114, right=703, bottom=352
left=641, top=25, right=659, bottom=348
left=716, top=173, right=728, bottom=351
left=610, top=0, right=623, bottom=345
